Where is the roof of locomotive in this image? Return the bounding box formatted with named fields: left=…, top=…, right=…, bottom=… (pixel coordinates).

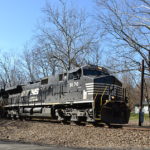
left=68, top=65, right=110, bottom=74
left=1, top=65, right=111, bottom=92
left=22, top=81, right=41, bottom=90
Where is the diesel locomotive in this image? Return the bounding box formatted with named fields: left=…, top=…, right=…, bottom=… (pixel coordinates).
left=0, top=65, right=130, bottom=125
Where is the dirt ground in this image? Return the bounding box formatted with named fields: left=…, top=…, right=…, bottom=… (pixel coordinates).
left=0, top=119, right=150, bottom=149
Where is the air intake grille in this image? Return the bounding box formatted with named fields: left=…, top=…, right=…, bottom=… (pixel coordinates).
left=85, top=83, right=123, bottom=97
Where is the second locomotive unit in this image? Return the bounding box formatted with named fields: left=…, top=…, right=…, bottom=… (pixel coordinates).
left=0, top=65, right=130, bottom=125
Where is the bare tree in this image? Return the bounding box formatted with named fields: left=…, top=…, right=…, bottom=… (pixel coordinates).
left=21, top=45, right=38, bottom=82
left=95, top=0, right=150, bottom=108
left=32, top=47, right=58, bottom=76
left=0, top=52, right=26, bottom=88
left=96, top=0, right=150, bottom=74
left=35, top=0, right=99, bottom=72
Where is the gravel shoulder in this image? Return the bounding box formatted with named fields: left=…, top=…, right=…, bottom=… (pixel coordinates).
left=0, top=119, right=150, bottom=149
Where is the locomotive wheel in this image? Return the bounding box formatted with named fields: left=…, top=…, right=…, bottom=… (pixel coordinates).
left=19, top=116, right=23, bottom=121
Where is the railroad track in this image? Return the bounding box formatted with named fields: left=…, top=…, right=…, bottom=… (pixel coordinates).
left=29, top=119, right=150, bottom=130
left=123, top=124, right=150, bottom=131
left=0, top=118, right=150, bottom=131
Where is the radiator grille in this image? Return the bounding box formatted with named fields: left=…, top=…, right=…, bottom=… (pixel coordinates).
left=85, top=83, right=123, bottom=97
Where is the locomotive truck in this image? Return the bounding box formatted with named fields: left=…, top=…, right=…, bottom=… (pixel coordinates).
left=0, top=65, right=130, bottom=125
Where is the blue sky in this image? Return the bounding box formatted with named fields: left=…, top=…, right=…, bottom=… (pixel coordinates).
left=0, top=0, right=95, bottom=54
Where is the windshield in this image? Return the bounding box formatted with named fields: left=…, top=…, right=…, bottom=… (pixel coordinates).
left=83, top=69, right=109, bottom=76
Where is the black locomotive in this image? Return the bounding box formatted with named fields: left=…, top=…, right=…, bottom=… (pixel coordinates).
left=0, top=65, right=130, bottom=125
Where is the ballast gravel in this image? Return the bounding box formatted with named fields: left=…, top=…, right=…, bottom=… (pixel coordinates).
left=0, top=120, right=149, bottom=149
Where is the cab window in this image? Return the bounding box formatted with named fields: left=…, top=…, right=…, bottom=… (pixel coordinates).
left=83, top=69, right=109, bottom=76
left=68, top=69, right=81, bottom=80
left=59, top=73, right=67, bottom=81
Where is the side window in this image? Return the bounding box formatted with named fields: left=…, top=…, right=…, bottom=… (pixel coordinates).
left=48, top=85, right=53, bottom=95
left=59, top=73, right=68, bottom=81
left=74, top=69, right=81, bottom=79
left=59, top=74, right=63, bottom=81
left=64, top=73, right=67, bottom=80
left=41, top=78, right=48, bottom=85
left=68, top=69, right=81, bottom=80
left=68, top=73, right=73, bottom=80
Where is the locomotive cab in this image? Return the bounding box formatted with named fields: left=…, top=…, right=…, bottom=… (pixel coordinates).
left=79, top=65, right=130, bottom=124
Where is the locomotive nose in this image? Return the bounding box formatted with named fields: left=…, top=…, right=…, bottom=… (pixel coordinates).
left=101, top=101, right=130, bottom=124
left=94, top=75, right=122, bottom=86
